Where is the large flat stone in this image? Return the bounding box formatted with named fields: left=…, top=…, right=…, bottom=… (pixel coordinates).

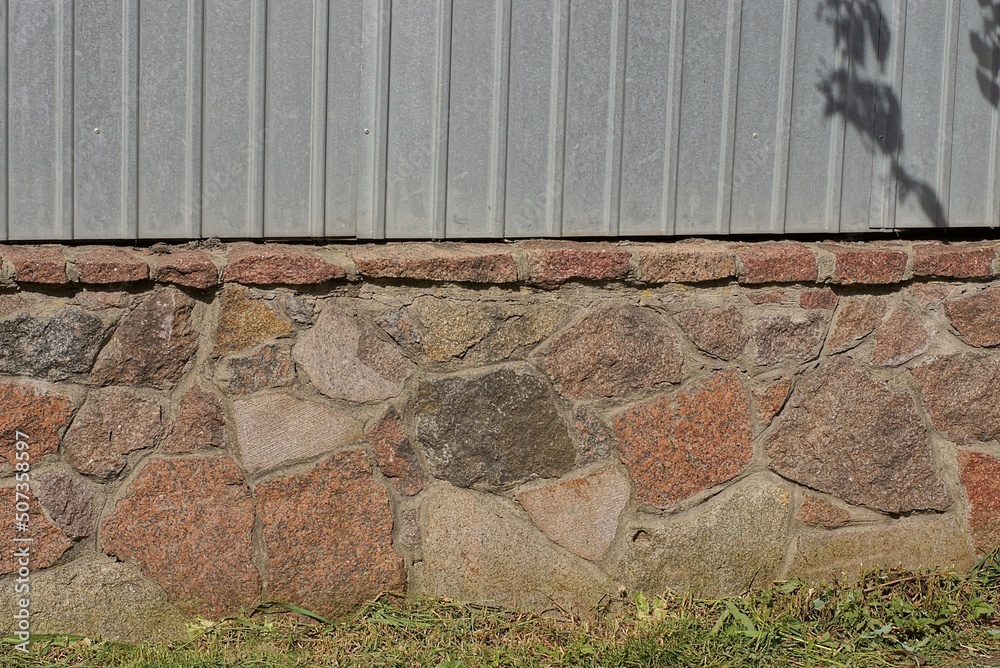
left=958, top=450, right=1000, bottom=554
left=0, top=494, right=71, bottom=575
left=102, top=457, right=260, bottom=618
left=752, top=312, right=826, bottom=365
left=873, top=304, right=932, bottom=366
left=614, top=369, right=753, bottom=509
left=944, top=287, right=1000, bottom=348
left=544, top=305, right=683, bottom=399
left=256, top=450, right=405, bottom=617
left=213, top=285, right=292, bottom=355
left=0, top=308, right=107, bottom=380
left=617, top=476, right=792, bottom=597
left=0, top=381, right=74, bottom=469
left=415, top=366, right=575, bottom=490
left=914, top=354, right=1000, bottom=445
left=765, top=360, right=950, bottom=513
left=416, top=485, right=612, bottom=614
left=676, top=306, right=747, bottom=360
left=164, top=385, right=226, bottom=453
left=827, top=296, right=887, bottom=353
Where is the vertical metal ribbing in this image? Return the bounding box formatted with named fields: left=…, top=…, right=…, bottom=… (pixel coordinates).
left=357, top=0, right=389, bottom=239
left=716, top=0, right=742, bottom=234
left=935, top=0, right=960, bottom=227
left=308, top=0, right=329, bottom=236
left=0, top=0, right=7, bottom=240
left=189, top=0, right=204, bottom=237
left=662, top=0, right=686, bottom=235
left=59, top=0, right=73, bottom=238
left=551, top=0, right=570, bottom=236
left=431, top=0, right=451, bottom=239
left=607, top=0, right=628, bottom=237
left=771, top=0, right=797, bottom=233
left=248, top=0, right=266, bottom=236
left=490, top=0, right=511, bottom=238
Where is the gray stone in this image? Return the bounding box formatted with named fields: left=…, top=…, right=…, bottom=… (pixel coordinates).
left=35, top=470, right=96, bottom=538
left=914, top=354, right=1000, bottom=445
left=753, top=312, right=826, bottom=365
left=415, top=485, right=612, bottom=614
left=0, top=556, right=188, bottom=643
left=294, top=304, right=414, bottom=403
left=676, top=306, right=748, bottom=360
left=0, top=308, right=106, bottom=379
left=415, top=366, right=576, bottom=490
left=617, top=476, right=792, bottom=597
left=765, top=359, right=950, bottom=513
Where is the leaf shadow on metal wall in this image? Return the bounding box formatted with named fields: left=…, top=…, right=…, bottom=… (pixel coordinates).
left=971, top=0, right=1000, bottom=106
left=816, top=0, right=947, bottom=227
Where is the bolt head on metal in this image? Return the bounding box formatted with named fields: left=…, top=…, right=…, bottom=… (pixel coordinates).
left=94, top=128, right=100, bottom=134
left=364, top=128, right=371, bottom=135
left=752, top=132, right=759, bottom=140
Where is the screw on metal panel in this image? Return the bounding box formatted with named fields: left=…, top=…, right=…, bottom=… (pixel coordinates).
left=364, top=128, right=371, bottom=135
left=94, top=128, right=100, bottom=134
left=752, top=132, right=759, bottom=140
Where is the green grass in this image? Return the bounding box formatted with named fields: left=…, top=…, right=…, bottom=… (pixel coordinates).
left=6, top=555, right=1000, bottom=667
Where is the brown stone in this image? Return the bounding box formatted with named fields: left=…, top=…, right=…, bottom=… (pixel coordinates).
left=958, top=451, right=1000, bottom=553
left=736, top=242, right=818, bottom=284
left=515, top=465, right=631, bottom=562
left=752, top=377, right=793, bottom=427
left=614, top=369, right=753, bottom=509
left=632, top=243, right=738, bottom=284
left=800, top=288, right=838, bottom=310
left=227, top=344, right=295, bottom=394
left=233, top=393, right=364, bottom=475
left=522, top=240, right=630, bottom=288
left=913, top=243, right=996, bottom=278
left=944, top=287, right=1000, bottom=348
left=0, top=294, right=26, bottom=317
left=747, top=288, right=792, bottom=305
left=102, top=457, right=260, bottom=618
left=545, top=305, right=683, bottom=399
left=765, top=359, right=950, bottom=513
left=294, top=304, right=414, bottom=403
left=366, top=406, right=423, bottom=496
left=73, top=247, right=149, bottom=284
left=572, top=406, right=616, bottom=465
left=787, top=517, right=972, bottom=583
left=0, top=382, right=74, bottom=468
left=872, top=304, right=932, bottom=366
left=906, top=283, right=952, bottom=307
left=223, top=244, right=345, bottom=285
left=796, top=495, right=850, bottom=529
left=411, top=297, right=493, bottom=361
left=91, top=290, right=199, bottom=388
left=153, top=250, right=219, bottom=289
left=827, top=246, right=908, bottom=285
left=164, top=386, right=226, bottom=453
left=4, top=245, right=68, bottom=283
left=213, top=285, right=292, bottom=355
left=256, top=450, right=405, bottom=618
left=63, top=387, right=163, bottom=479
left=35, top=470, right=96, bottom=538
left=676, top=305, right=747, bottom=360
left=914, top=354, right=1000, bottom=445
left=753, top=312, right=826, bottom=365
left=72, top=290, right=131, bottom=311
left=827, top=296, right=887, bottom=352
left=398, top=508, right=421, bottom=550
left=0, top=494, right=71, bottom=575
left=350, top=243, right=518, bottom=283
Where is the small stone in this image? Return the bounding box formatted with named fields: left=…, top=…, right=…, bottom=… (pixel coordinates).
left=572, top=406, right=616, bottom=466
left=0, top=308, right=107, bottom=379
left=102, top=457, right=260, bottom=618
left=800, top=288, right=838, bottom=310
left=73, top=247, right=149, bottom=284
left=0, top=494, right=71, bottom=575
left=632, top=243, right=737, bottom=284
left=827, top=296, right=887, bottom=352
left=257, top=450, right=406, bottom=618
left=913, top=243, right=996, bottom=278
left=367, top=406, right=424, bottom=496
left=72, top=290, right=131, bottom=310
left=233, top=393, right=364, bottom=475
left=545, top=305, right=683, bottom=399
left=351, top=243, right=518, bottom=283
left=416, top=485, right=611, bottom=614
left=277, top=293, right=315, bottom=325
left=748, top=288, right=792, bottom=305
left=415, top=366, right=575, bottom=490
left=959, top=451, right=1000, bottom=553
left=522, top=240, right=631, bottom=288
left=222, top=244, right=345, bottom=285
left=906, top=283, right=952, bottom=307
left=614, top=369, right=753, bottom=509
left=412, top=297, right=493, bottom=361
left=796, top=495, right=850, bottom=529
left=872, top=304, right=931, bottom=366
left=376, top=310, right=422, bottom=346
left=827, top=246, right=908, bottom=285
left=398, top=508, right=422, bottom=550
left=4, top=245, right=68, bottom=283
left=228, top=344, right=295, bottom=394
left=753, top=312, right=826, bottom=365
left=914, top=354, right=1000, bottom=445
left=752, top=377, right=793, bottom=427
left=214, top=285, right=292, bottom=355
left=676, top=306, right=747, bottom=360
left=164, top=386, right=226, bottom=453
left=516, top=465, right=631, bottom=562
left=0, top=294, right=26, bottom=317
left=153, top=250, right=219, bottom=289
left=63, top=387, right=163, bottom=479
left=0, top=382, right=74, bottom=468
left=736, top=242, right=818, bottom=284
left=91, top=290, right=199, bottom=388
left=619, top=476, right=791, bottom=597
left=787, top=517, right=972, bottom=583
left=765, top=359, right=950, bottom=513
left=35, top=470, right=96, bottom=538
left=294, top=304, right=414, bottom=403
left=944, top=287, right=1000, bottom=348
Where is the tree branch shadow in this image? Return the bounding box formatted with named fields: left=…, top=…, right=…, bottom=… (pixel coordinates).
left=971, top=0, right=1000, bottom=106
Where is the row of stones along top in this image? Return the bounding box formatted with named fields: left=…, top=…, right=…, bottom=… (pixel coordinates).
left=0, top=240, right=996, bottom=290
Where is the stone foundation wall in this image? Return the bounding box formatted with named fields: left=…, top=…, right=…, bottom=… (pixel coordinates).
left=2, top=239, right=1000, bottom=641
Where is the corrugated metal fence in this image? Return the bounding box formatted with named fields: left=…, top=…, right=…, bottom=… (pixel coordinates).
left=1, top=0, right=999, bottom=241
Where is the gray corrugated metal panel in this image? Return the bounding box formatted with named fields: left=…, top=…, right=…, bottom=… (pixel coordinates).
left=0, top=0, right=7, bottom=240
left=201, top=0, right=266, bottom=238
left=356, top=0, right=389, bottom=239
left=138, top=0, right=203, bottom=239
left=504, top=0, right=570, bottom=238
left=325, top=0, right=362, bottom=237
left=444, top=0, right=510, bottom=239
left=7, top=0, right=74, bottom=241
left=383, top=0, right=451, bottom=239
